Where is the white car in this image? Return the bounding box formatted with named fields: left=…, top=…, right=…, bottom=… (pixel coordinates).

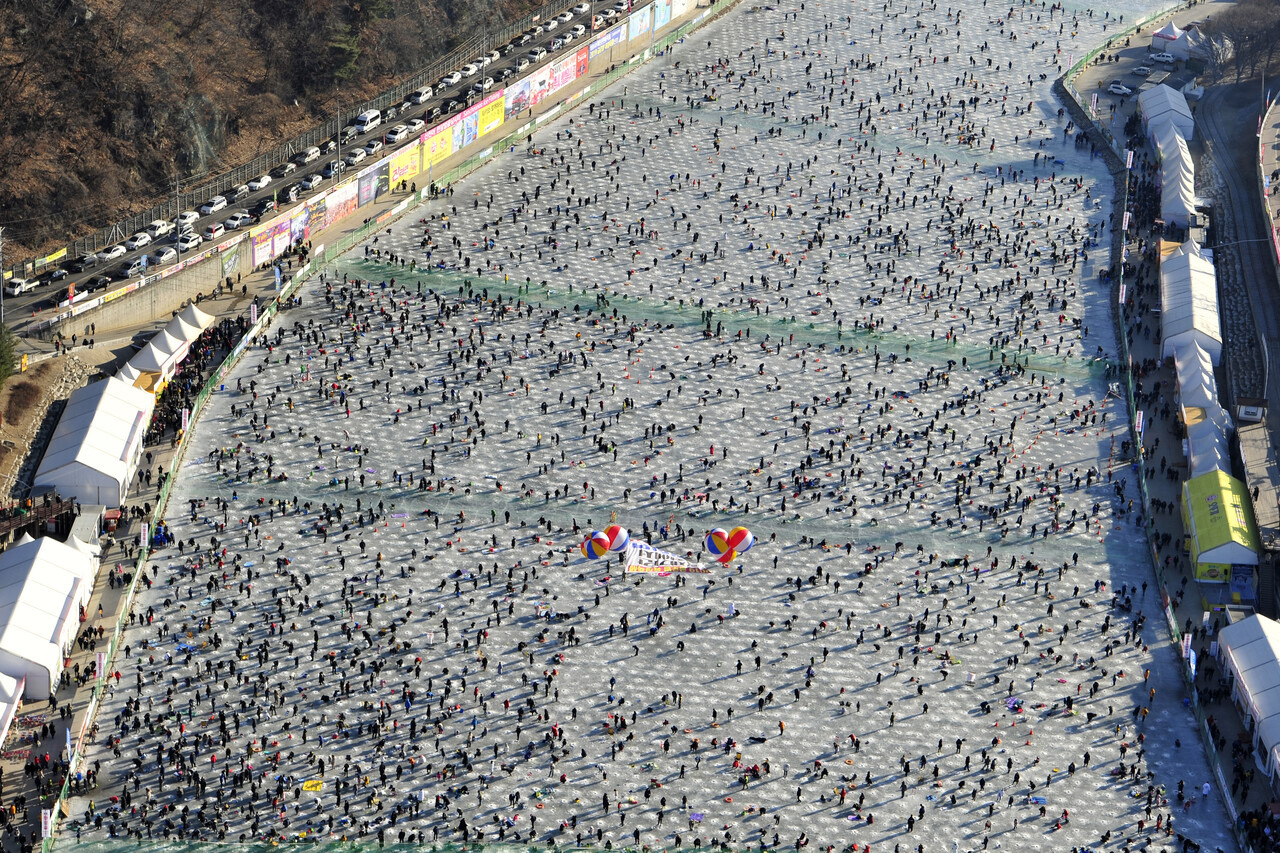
left=545, top=18, right=558, bottom=30
left=528, top=47, right=547, bottom=61
left=472, top=77, right=495, bottom=93
left=199, top=195, right=228, bottom=215
left=1149, top=51, right=1175, bottom=63
left=146, top=219, right=175, bottom=239
left=385, top=125, right=411, bottom=144
left=516, top=57, right=531, bottom=71
left=364, top=139, right=383, bottom=155
left=485, top=50, right=500, bottom=64
left=300, top=174, right=325, bottom=191
left=406, top=118, right=425, bottom=134
left=552, top=36, right=570, bottom=50
left=601, top=8, right=618, bottom=19
left=176, top=233, right=203, bottom=252
left=174, top=210, right=200, bottom=228
left=440, top=70, right=462, bottom=85
left=99, top=244, right=127, bottom=261
left=410, top=86, right=434, bottom=104
left=344, top=148, right=368, bottom=166
left=572, top=2, right=589, bottom=13
left=1108, top=82, right=1133, bottom=96
left=150, top=247, right=177, bottom=266
left=124, top=232, right=152, bottom=250
left=557, top=10, right=573, bottom=22
left=1132, top=66, right=1152, bottom=76
left=572, top=23, right=586, bottom=37
left=224, top=211, right=254, bottom=230
left=247, top=174, right=272, bottom=191
left=203, top=222, right=225, bottom=240
left=475, top=55, right=492, bottom=68
left=461, top=63, right=480, bottom=77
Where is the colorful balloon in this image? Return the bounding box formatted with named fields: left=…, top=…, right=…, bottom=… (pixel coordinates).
left=716, top=549, right=738, bottom=565
left=603, top=524, right=630, bottom=552
left=727, top=526, right=754, bottom=553
left=705, top=528, right=731, bottom=558
left=582, top=531, right=610, bottom=560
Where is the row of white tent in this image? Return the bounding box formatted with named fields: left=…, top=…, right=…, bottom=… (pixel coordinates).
left=1139, top=84, right=1198, bottom=229
left=1218, top=615, right=1280, bottom=781
left=33, top=302, right=214, bottom=507
left=0, top=534, right=100, bottom=748
left=1148, top=20, right=1212, bottom=63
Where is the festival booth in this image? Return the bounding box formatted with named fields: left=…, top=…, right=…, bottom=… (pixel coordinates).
left=1158, top=133, right=1198, bottom=228
left=1184, top=402, right=1233, bottom=478
left=128, top=330, right=186, bottom=390
left=34, top=377, right=155, bottom=506
left=1139, top=84, right=1195, bottom=141
left=1181, top=469, right=1260, bottom=583
left=1216, top=615, right=1280, bottom=780
left=1175, top=342, right=1219, bottom=410
left=178, top=301, right=216, bottom=332
left=0, top=533, right=98, bottom=700
left=1160, top=241, right=1221, bottom=364
left=0, top=672, right=24, bottom=755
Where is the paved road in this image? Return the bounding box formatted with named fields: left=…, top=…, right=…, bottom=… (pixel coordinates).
left=1198, top=82, right=1280, bottom=430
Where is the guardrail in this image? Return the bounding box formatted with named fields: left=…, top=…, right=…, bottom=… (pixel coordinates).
left=37, top=5, right=731, bottom=850
left=4, top=0, right=589, bottom=283
left=1258, top=91, right=1280, bottom=401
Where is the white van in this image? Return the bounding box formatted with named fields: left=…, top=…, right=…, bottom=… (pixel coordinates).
left=354, top=109, right=382, bottom=133
left=410, top=86, right=434, bottom=104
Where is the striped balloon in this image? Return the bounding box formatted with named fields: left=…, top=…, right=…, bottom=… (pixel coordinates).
left=603, top=524, right=630, bottom=552
left=716, top=548, right=738, bottom=565
left=727, top=526, right=754, bottom=554
left=704, top=528, right=731, bottom=558
left=582, top=531, right=611, bottom=560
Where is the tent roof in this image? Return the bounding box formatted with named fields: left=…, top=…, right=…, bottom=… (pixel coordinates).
left=1220, top=616, right=1280, bottom=759
left=1160, top=241, right=1220, bottom=356
left=116, top=363, right=141, bottom=382
left=162, top=315, right=202, bottom=343
left=129, top=340, right=171, bottom=374
left=1183, top=470, right=1260, bottom=565
left=1175, top=342, right=1218, bottom=410
left=1158, top=131, right=1197, bottom=226
left=33, top=378, right=154, bottom=498
left=1185, top=404, right=1232, bottom=478
left=178, top=302, right=216, bottom=331
left=0, top=536, right=96, bottom=681
left=1140, top=84, right=1195, bottom=139
left=146, top=329, right=185, bottom=359
left=1151, top=20, right=1185, bottom=40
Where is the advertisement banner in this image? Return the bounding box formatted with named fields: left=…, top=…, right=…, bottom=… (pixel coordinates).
left=455, top=109, right=480, bottom=151
left=551, top=54, right=578, bottom=93
left=251, top=225, right=274, bottom=267
left=671, top=0, right=687, bottom=18
left=426, top=120, right=455, bottom=167
left=358, top=171, right=379, bottom=207
left=529, top=65, right=553, bottom=107
left=654, top=0, right=671, bottom=29
left=271, top=218, right=292, bottom=258
left=306, top=196, right=328, bottom=236
left=505, top=79, right=532, bottom=121
left=576, top=44, right=589, bottom=77
left=221, top=247, right=240, bottom=279
left=373, top=161, right=390, bottom=200
left=629, top=6, right=651, bottom=40
left=478, top=92, right=505, bottom=137
left=390, top=142, right=422, bottom=186
left=590, top=24, right=625, bottom=61
left=325, top=182, right=358, bottom=229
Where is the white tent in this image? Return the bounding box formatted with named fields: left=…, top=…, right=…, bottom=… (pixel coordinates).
left=1157, top=130, right=1197, bottom=228
left=149, top=328, right=191, bottom=367
left=1218, top=615, right=1280, bottom=779
left=1149, top=20, right=1184, bottom=52
left=1139, top=84, right=1195, bottom=140
left=116, top=362, right=141, bottom=384
left=162, top=315, right=202, bottom=344
left=34, top=377, right=155, bottom=506
left=0, top=672, right=24, bottom=754
left=1153, top=122, right=1186, bottom=162
left=1185, top=402, right=1232, bottom=478
left=0, top=536, right=97, bottom=700
left=178, top=302, right=216, bottom=332
left=1160, top=241, right=1221, bottom=363
left=1174, top=342, right=1219, bottom=410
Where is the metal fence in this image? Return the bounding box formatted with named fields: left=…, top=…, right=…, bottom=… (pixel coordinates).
left=9, top=0, right=586, bottom=281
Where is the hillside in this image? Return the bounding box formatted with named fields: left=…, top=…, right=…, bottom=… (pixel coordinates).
left=0, top=0, right=535, bottom=260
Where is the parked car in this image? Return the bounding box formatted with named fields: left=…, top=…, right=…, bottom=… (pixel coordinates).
left=280, top=184, right=301, bottom=203
left=251, top=198, right=277, bottom=217
left=411, top=86, right=434, bottom=104
left=174, top=210, right=201, bottom=228
left=1149, top=51, right=1175, bottom=63
left=231, top=184, right=251, bottom=201
left=552, top=36, right=570, bottom=50
left=572, top=23, right=586, bottom=36
left=319, top=140, right=338, bottom=155
left=340, top=125, right=359, bottom=144
left=270, top=162, right=298, bottom=179
left=472, top=77, right=495, bottom=93
left=1132, top=65, right=1152, bottom=76
left=461, top=63, right=480, bottom=76
left=147, top=219, right=175, bottom=239
left=3, top=278, right=35, bottom=297
left=593, top=14, right=605, bottom=27
left=485, top=50, right=500, bottom=64
left=70, top=254, right=99, bottom=273
left=99, top=244, right=127, bottom=261
left=203, top=222, right=226, bottom=240
left=294, top=146, right=322, bottom=165
left=84, top=275, right=113, bottom=292
left=364, top=139, right=383, bottom=156
left=224, top=211, right=254, bottom=230
left=124, top=232, right=152, bottom=250
left=322, top=160, right=346, bottom=179
left=150, top=247, right=177, bottom=266
left=115, top=258, right=147, bottom=279
left=406, top=118, right=425, bottom=134
left=440, top=70, right=463, bottom=85
left=427, top=105, right=443, bottom=120
left=300, top=174, right=325, bottom=191
left=529, top=47, right=547, bottom=61
left=572, top=2, right=589, bottom=13
left=1108, top=82, right=1133, bottom=96
left=343, top=148, right=368, bottom=166
left=516, top=57, right=531, bottom=71
left=38, top=268, right=69, bottom=286
left=545, top=18, right=558, bottom=30
left=385, top=125, right=411, bottom=144
left=517, top=32, right=533, bottom=45
left=199, top=195, right=227, bottom=215
left=247, top=174, right=273, bottom=191
left=557, top=10, right=574, bottom=22
left=176, top=233, right=203, bottom=251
